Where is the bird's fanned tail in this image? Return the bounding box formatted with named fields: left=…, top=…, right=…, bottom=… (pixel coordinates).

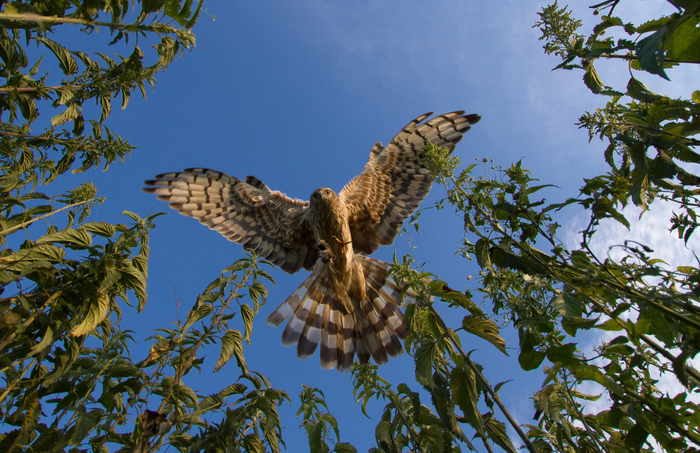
left=266, top=255, right=414, bottom=370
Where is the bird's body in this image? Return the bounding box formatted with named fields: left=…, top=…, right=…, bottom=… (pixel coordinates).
left=144, top=111, right=480, bottom=370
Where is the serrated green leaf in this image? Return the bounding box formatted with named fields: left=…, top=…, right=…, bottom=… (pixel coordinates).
left=117, top=260, right=148, bottom=311
left=185, top=302, right=212, bottom=330
left=71, top=294, right=110, bottom=337
left=462, top=315, right=507, bottom=355
left=36, top=37, right=78, bottom=75
left=677, top=266, right=698, bottom=275
left=220, top=383, right=247, bottom=397
left=518, top=332, right=545, bottom=371
left=27, top=54, right=44, bottom=76
left=583, top=64, right=606, bottom=94
left=36, top=228, right=92, bottom=248
left=242, top=433, right=265, bottom=453
left=636, top=27, right=670, bottom=80
left=571, top=364, right=626, bottom=397
left=636, top=16, right=671, bottom=34
left=375, top=420, right=392, bottom=447
left=50, top=104, right=80, bottom=127
left=551, top=292, right=582, bottom=319
left=240, top=303, right=255, bottom=344
left=428, top=281, right=484, bottom=315
left=69, top=410, right=102, bottom=446
left=625, top=421, right=649, bottom=451
left=397, top=383, right=420, bottom=424
left=184, top=0, right=204, bottom=28
left=494, top=380, right=512, bottom=393
left=475, top=238, right=491, bottom=269
left=100, top=95, right=111, bottom=123
left=692, top=91, right=700, bottom=103
left=333, top=442, right=357, bottom=453
left=484, top=416, right=517, bottom=453
left=215, top=329, right=246, bottom=374
left=18, top=95, right=38, bottom=123
left=81, top=222, right=116, bottom=238
left=603, top=343, right=635, bottom=356
left=627, top=78, right=662, bottom=102
left=415, top=342, right=436, bottom=389
left=451, top=365, right=484, bottom=436
left=0, top=244, right=65, bottom=272
left=305, top=421, right=326, bottom=453
left=248, top=280, right=268, bottom=310
left=546, top=343, right=580, bottom=367
left=29, top=325, right=53, bottom=356
left=666, top=12, right=700, bottom=62
left=122, top=210, right=141, bottom=222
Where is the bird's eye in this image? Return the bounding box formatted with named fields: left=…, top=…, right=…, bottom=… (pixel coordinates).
left=324, top=189, right=331, bottom=196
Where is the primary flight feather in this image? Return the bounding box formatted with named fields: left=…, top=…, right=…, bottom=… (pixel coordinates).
left=143, top=111, right=480, bottom=370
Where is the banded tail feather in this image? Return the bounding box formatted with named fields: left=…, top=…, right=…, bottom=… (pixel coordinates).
left=266, top=255, right=413, bottom=370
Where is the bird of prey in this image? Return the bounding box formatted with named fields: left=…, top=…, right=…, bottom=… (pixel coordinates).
left=143, top=111, right=480, bottom=370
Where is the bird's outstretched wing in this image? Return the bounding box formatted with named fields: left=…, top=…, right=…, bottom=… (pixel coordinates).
left=143, top=168, right=318, bottom=273
left=339, top=111, right=481, bottom=254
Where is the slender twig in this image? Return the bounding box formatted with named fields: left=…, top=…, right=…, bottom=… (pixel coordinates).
left=0, top=85, right=85, bottom=93
left=599, top=53, right=700, bottom=65
left=392, top=398, right=427, bottom=453
left=479, top=434, right=496, bottom=453
left=561, top=371, right=606, bottom=453
left=628, top=125, right=700, bottom=147
left=0, top=130, right=69, bottom=143
left=0, top=199, right=92, bottom=236
left=0, top=357, right=37, bottom=403
left=0, top=12, right=173, bottom=33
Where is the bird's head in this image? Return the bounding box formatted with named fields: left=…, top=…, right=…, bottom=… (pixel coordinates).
left=310, top=188, right=338, bottom=206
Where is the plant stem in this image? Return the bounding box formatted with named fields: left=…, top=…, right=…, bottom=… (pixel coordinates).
left=0, top=12, right=172, bottom=34
left=0, top=199, right=92, bottom=236
left=0, top=85, right=84, bottom=93
left=392, top=396, right=427, bottom=453
left=428, top=305, right=538, bottom=453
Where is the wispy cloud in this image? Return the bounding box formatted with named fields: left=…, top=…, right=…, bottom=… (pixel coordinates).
left=564, top=200, right=699, bottom=268
left=562, top=200, right=700, bottom=438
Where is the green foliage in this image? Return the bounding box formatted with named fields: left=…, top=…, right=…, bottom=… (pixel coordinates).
left=0, top=2, right=289, bottom=452
left=298, top=385, right=357, bottom=453
left=0, top=0, right=200, bottom=192
left=535, top=0, right=700, bottom=241
left=423, top=141, right=700, bottom=450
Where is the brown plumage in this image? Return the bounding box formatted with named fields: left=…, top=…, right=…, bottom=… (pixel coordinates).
left=143, top=111, right=480, bottom=370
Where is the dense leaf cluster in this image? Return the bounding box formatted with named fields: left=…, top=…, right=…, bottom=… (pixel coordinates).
left=0, top=1, right=296, bottom=452
left=536, top=0, right=700, bottom=239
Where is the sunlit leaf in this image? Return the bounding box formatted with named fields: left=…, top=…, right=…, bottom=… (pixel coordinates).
left=415, top=342, right=437, bottom=389
left=451, top=365, right=484, bottom=436
left=71, top=294, right=110, bottom=337
left=241, top=303, right=255, bottom=344
left=462, top=315, right=507, bottom=355
left=215, top=329, right=247, bottom=374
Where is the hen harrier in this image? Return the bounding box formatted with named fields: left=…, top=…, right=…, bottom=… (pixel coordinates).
left=144, top=111, right=480, bottom=370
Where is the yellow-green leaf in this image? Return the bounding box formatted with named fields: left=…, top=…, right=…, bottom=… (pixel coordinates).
left=451, top=365, right=485, bottom=436
left=71, top=294, right=110, bottom=337
left=215, top=329, right=246, bottom=374
left=462, top=315, right=508, bottom=355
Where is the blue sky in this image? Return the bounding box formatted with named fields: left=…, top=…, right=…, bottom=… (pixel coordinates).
left=29, top=0, right=698, bottom=451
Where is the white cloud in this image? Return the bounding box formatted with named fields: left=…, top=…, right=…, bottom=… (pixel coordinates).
left=561, top=198, right=700, bottom=453
left=564, top=200, right=699, bottom=269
